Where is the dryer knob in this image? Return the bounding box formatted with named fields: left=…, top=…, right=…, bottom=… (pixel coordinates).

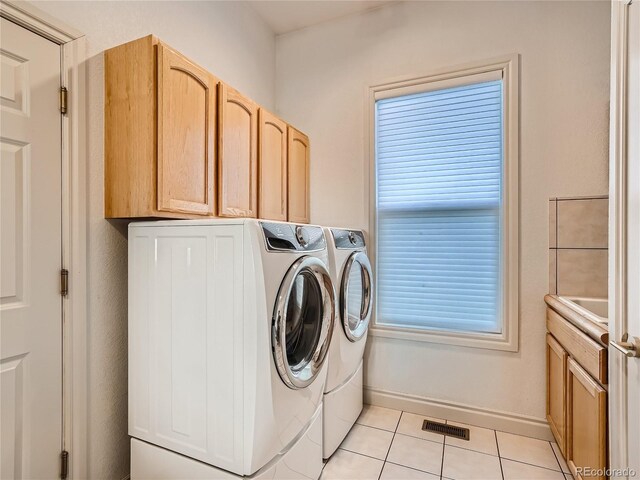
left=295, top=226, right=308, bottom=247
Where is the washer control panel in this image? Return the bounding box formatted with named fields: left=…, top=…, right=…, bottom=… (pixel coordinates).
left=331, top=229, right=366, bottom=249
left=261, top=222, right=326, bottom=252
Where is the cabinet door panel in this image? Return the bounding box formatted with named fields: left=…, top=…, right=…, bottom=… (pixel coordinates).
left=258, top=109, right=287, bottom=221
left=287, top=127, right=310, bottom=224
left=218, top=84, right=258, bottom=217
left=546, top=334, right=567, bottom=455
left=157, top=43, right=216, bottom=215
left=567, top=357, right=607, bottom=480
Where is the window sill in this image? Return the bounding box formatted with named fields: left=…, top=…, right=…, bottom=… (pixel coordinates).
left=369, top=323, right=519, bottom=352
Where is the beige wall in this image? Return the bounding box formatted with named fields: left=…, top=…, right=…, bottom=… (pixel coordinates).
left=276, top=1, right=610, bottom=423
left=21, top=0, right=611, bottom=475
left=28, top=2, right=275, bottom=478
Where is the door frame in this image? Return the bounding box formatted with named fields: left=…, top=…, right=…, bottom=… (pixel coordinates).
left=608, top=0, right=633, bottom=474
left=0, top=2, right=87, bottom=478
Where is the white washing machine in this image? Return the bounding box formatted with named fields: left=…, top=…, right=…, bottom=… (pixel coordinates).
left=322, top=228, right=373, bottom=459
left=128, top=219, right=336, bottom=479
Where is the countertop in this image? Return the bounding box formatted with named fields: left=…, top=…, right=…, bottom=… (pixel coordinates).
left=544, top=294, right=609, bottom=346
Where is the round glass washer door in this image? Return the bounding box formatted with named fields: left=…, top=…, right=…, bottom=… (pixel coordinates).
left=340, top=251, right=373, bottom=342
left=272, top=256, right=335, bottom=389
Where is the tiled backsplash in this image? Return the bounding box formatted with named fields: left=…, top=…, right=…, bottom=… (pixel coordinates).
left=549, top=196, right=608, bottom=298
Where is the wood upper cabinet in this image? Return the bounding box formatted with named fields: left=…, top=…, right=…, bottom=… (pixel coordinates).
left=157, top=44, right=216, bottom=215
left=566, top=357, right=607, bottom=480
left=287, top=127, right=310, bottom=224
left=105, top=35, right=217, bottom=218
left=258, top=109, right=288, bottom=221
left=218, top=83, right=258, bottom=218
left=546, top=334, right=568, bottom=455
left=105, top=35, right=311, bottom=220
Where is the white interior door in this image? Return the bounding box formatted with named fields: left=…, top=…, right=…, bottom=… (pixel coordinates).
left=1, top=17, right=63, bottom=479
left=611, top=1, right=640, bottom=476
left=624, top=1, right=640, bottom=474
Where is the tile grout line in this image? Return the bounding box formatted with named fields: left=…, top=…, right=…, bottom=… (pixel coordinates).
left=500, top=457, right=564, bottom=474
left=439, top=438, right=445, bottom=479
left=495, top=430, right=505, bottom=480
left=440, top=442, right=500, bottom=458
left=556, top=196, right=608, bottom=201
left=440, top=418, right=447, bottom=479
left=554, top=246, right=609, bottom=250
left=496, top=437, right=565, bottom=473
left=549, top=441, right=566, bottom=474
left=336, top=447, right=447, bottom=480
left=385, top=459, right=443, bottom=477
left=392, top=431, right=446, bottom=447
left=355, top=421, right=399, bottom=435
left=337, top=447, right=388, bottom=464
left=377, top=411, right=403, bottom=480
left=552, top=201, right=560, bottom=292
left=500, top=457, right=566, bottom=474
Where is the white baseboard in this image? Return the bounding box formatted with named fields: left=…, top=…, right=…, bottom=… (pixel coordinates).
left=364, top=386, right=553, bottom=441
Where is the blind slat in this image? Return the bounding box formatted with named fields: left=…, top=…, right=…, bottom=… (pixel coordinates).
left=374, top=70, right=502, bottom=100
left=375, top=79, right=503, bottom=334
left=377, top=87, right=502, bottom=113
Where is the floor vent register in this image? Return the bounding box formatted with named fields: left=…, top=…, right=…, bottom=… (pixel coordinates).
left=422, top=420, right=470, bottom=441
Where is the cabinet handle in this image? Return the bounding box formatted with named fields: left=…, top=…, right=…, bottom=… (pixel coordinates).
left=610, top=333, right=640, bottom=358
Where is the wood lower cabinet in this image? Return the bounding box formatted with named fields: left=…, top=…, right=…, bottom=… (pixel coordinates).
left=105, top=35, right=217, bottom=218
left=546, top=306, right=608, bottom=480
left=258, top=109, right=287, bottom=221
left=287, top=127, right=310, bottom=224
left=218, top=83, right=258, bottom=218
left=546, top=334, right=568, bottom=455
left=566, top=357, right=607, bottom=480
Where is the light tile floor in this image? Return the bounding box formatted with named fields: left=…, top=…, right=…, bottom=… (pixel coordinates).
left=321, top=405, right=573, bottom=480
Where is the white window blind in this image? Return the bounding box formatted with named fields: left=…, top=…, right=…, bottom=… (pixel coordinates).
left=375, top=77, right=503, bottom=334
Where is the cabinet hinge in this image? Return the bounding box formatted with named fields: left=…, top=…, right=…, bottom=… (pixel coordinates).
left=60, top=450, right=69, bottom=479
left=60, top=269, right=69, bottom=297
left=59, top=86, right=68, bottom=115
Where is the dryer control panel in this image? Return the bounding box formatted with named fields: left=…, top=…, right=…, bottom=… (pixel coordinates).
left=331, top=229, right=366, bottom=249
left=261, top=222, right=326, bottom=252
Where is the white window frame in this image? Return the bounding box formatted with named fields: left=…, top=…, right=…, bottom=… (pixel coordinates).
left=365, top=55, right=519, bottom=352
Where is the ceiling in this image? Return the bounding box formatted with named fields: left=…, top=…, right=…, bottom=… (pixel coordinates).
left=248, top=1, right=396, bottom=35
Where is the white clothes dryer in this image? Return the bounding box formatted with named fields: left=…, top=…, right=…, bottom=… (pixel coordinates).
left=128, top=219, right=335, bottom=479
left=321, top=228, right=373, bottom=459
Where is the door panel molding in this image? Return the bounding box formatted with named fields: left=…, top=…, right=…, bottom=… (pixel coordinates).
left=157, top=43, right=216, bottom=215
left=218, top=83, right=258, bottom=218
left=287, top=127, right=310, bottom=224
left=258, top=109, right=288, bottom=221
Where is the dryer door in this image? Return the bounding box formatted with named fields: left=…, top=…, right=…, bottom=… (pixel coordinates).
left=273, top=256, right=335, bottom=389
left=340, top=252, right=373, bottom=342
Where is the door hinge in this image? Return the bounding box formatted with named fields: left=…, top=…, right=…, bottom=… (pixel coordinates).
left=60, top=269, right=69, bottom=297
left=59, top=86, right=68, bottom=115
left=60, top=450, right=69, bottom=479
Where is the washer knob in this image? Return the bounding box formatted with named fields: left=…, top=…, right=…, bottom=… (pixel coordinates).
left=295, top=226, right=308, bottom=247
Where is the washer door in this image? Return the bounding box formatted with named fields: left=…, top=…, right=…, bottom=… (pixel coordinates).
left=340, top=252, right=373, bottom=342
left=273, top=256, right=335, bottom=389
